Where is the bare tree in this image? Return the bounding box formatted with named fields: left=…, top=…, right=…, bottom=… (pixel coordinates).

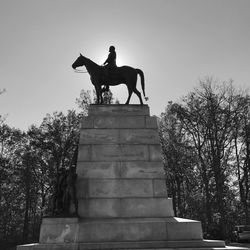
left=170, top=78, right=247, bottom=239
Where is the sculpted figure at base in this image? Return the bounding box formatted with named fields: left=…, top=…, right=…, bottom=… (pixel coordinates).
left=50, top=165, right=78, bottom=217
left=72, top=47, right=148, bottom=105
left=63, top=167, right=78, bottom=216
left=50, top=168, right=65, bottom=216
left=48, top=145, right=79, bottom=217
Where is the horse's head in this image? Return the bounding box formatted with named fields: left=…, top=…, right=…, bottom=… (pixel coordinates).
left=72, top=53, right=85, bottom=69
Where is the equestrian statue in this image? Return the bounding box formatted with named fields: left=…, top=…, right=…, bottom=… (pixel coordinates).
left=72, top=46, right=147, bottom=105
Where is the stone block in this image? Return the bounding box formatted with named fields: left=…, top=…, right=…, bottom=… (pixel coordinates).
left=80, top=117, right=93, bottom=129
left=78, top=198, right=119, bottom=218
left=77, top=179, right=157, bottom=198
left=80, top=113, right=149, bottom=130
left=120, top=161, right=165, bottom=178
left=76, top=162, right=120, bottom=178
left=93, top=116, right=120, bottom=128
left=39, top=218, right=79, bottom=244
left=76, top=161, right=165, bottom=179
left=153, top=179, right=168, bottom=197
left=77, top=197, right=174, bottom=218
left=145, top=116, right=159, bottom=128
left=119, top=129, right=160, bottom=144
left=121, top=197, right=174, bottom=218
left=93, top=116, right=145, bottom=129
left=90, top=145, right=149, bottom=161
left=149, top=145, right=163, bottom=161
left=165, top=217, right=203, bottom=240
left=78, top=144, right=162, bottom=162
left=77, top=218, right=166, bottom=242
left=79, top=128, right=160, bottom=145
left=77, top=145, right=91, bottom=161
left=79, top=129, right=119, bottom=144
left=88, top=104, right=149, bottom=116
left=79, top=217, right=203, bottom=242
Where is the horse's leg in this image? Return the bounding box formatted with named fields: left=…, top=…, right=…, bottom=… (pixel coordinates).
left=95, top=85, right=103, bottom=104
left=133, top=88, right=143, bottom=105
left=125, top=87, right=133, bottom=105
left=94, top=85, right=99, bottom=104
left=100, top=86, right=104, bottom=104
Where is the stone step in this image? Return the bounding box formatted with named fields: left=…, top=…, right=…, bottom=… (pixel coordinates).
left=79, top=128, right=160, bottom=145
left=76, top=161, right=165, bottom=179
left=88, top=104, right=150, bottom=116
left=17, top=243, right=249, bottom=250
left=77, top=197, right=174, bottom=218
left=76, top=178, right=167, bottom=198
left=39, top=217, right=204, bottom=244
left=17, top=242, right=249, bottom=250
left=73, top=239, right=226, bottom=249
left=78, top=144, right=162, bottom=162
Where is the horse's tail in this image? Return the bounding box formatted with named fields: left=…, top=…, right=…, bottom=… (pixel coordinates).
left=136, top=69, right=149, bottom=101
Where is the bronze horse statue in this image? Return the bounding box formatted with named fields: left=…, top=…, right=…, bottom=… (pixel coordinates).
left=72, top=54, right=147, bottom=104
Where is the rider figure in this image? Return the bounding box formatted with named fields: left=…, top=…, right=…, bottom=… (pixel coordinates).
left=102, top=46, right=117, bottom=91
left=104, top=45, right=117, bottom=68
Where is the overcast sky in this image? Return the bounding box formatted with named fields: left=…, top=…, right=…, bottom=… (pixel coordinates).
left=0, top=0, right=250, bottom=130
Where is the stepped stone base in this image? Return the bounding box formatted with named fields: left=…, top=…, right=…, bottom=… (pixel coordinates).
left=38, top=217, right=203, bottom=244
left=17, top=105, right=248, bottom=250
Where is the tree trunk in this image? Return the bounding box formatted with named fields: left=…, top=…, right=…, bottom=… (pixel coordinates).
left=22, top=185, right=30, bottom=243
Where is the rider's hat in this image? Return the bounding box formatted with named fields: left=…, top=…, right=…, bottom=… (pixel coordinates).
left=109, top=46, right=115, bottom=51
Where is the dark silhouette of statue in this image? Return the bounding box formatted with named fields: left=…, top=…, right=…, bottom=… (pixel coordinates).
left=103, top=45, right=117, bottom=69
left=102, top=46, right=118, bottom=92
left=72, top=52, right=148, bottom=105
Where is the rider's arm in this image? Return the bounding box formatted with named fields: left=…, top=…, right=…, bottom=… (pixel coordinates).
left=104, top=53, right=113, bottom=65
left=103, top=58, right=108, bottom=65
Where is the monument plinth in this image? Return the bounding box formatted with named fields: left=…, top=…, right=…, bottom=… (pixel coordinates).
left=18, top=105, right=247, bottom=250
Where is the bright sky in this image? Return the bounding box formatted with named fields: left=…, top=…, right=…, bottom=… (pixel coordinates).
left=0, top=0, right=250, bottom=131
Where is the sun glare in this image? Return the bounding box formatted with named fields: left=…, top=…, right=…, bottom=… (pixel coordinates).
left=116, top=55, right=126, bottom=67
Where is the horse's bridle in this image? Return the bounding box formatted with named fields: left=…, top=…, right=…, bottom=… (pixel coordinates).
left=73, top=69, right=88, bottom=73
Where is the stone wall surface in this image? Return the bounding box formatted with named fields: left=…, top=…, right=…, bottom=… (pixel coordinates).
left=76, top=105, right=170, bottom=219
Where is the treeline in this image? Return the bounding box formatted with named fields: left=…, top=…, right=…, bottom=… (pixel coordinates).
left=0, top=90, right=94, bottom=248
left=159, top=78, right=250, bottom=240
left=0, top=79, right=249, bottom=247
left=0, top=111, right=82, bottom=247
left=0, top=89, right=116, bottom=248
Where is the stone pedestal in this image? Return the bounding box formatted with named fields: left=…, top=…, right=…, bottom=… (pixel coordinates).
left=17, top=105, right=247, bottom=250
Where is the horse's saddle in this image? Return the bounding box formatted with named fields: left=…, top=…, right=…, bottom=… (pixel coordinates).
left=101, top=66, right=119, bottom=84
